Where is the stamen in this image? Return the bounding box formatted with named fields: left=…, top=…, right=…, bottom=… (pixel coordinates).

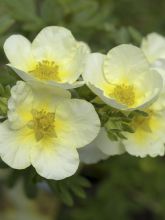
left=29, top=60, right=61, bottom=81
left=110, top=83, right=135, bottom=106
left=28, top=109, right=56, bottom=141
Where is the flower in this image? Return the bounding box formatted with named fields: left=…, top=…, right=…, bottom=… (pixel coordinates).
left=0, top=81, right=100, bottom=180
left=141, top=33, right=165, bottom=86
left=4, top=26, right=90, bottom=89
left=83, top=44, right=163, bottom=110
left=122, top=97, right=165, bottom=157
left=79, top=128, right=125, bottom=164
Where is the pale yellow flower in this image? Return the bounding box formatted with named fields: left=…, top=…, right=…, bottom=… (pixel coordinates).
left=0, top=81, right=100, bottom=180
left=4, top=26, right=90, bottom=89
left=83, top=44, right=163, bottom=110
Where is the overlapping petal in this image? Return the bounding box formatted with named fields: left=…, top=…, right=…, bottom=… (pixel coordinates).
left=55, top=99, right=100, bottom=148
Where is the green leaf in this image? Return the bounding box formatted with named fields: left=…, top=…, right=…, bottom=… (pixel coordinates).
left=129, top=110, right=148, bottom=118
left=128, top=26, right=143, bottom=45
left=47, top=175, right=90, bottom=206
left=121, top=123, right=134, bottom=133
left=58, top=183, right=74, bottom=206
left=107, top=131, right=118, bottom=141
left=3, top=0, right=39, bottom=22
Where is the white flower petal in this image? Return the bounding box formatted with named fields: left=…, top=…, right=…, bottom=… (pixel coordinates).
left=83, top=53, right=107, bottom=87
left=9, top=65, right=36, bottom=82
left=96, top=128, right=125, bottom=155
left=135, top=70, right=163, bottom=109
left=8, top=81, right=34, bottom=129
left=78, top=138, right=108, bottom=164
left=123, top=113, right=165, bottom=157
left=4, top=35, right=32, bottom=71
left=47, top=80, right=85, bottom=89
left=79, top=128, right=125, bottom=164
left=123, top=134, right=165, bottom=158
left=103, top=44, right=150, bottom=83
left=0, top=121, right=32, bottom=169
left=59, top=41, right=90, bottom=83
left=88, top=83, right=127, bottom=109
left=151, top=59, right=165, bottom=86
left=32, top=26, right=76, bottom=61
left=28, top=80, right=71, bottom=104
left=141, top=33, right=165, bottom=63
left=55, top=99, right=100, bottom=148
left=31, top=140, right=79, bottom=180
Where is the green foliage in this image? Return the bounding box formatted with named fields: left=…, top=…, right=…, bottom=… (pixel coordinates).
left=0, top=83, right=10, bottom=117
left=47, top=175, right=91, bottom=206
left=59, top=156, right=165, bottom=220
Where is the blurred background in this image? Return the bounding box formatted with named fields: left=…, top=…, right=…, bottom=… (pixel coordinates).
left=1, top=0, right=165, bottom=219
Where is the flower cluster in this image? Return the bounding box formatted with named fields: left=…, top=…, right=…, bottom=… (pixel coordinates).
left=1, top=26, right=165, bottom=180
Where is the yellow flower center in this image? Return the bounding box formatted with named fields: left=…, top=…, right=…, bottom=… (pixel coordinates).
left=28, top=109, right=56, bottom=141
left=29, top=60, right=61, bottom=81
left=110, top=84, right=135, bottom=106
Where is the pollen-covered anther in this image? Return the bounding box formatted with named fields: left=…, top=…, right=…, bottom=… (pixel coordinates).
left=111, top=84, right=135, bottom=106
left=28, top=109, right=56, bottom=141
left=30, top=60, right=61, bottom=81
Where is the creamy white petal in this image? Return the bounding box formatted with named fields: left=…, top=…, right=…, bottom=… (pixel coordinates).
left=59, top=41, right=90, bottom=83
left=55, top=99, right=100, bottom=148
left=88, top=83, right=128, bottom=109
left=103, top=44, right=150, bottom=83
left=123, top=133, right=165, bottom=157
left=141, top=33, right=165, bottom=63
left=78, top=137, right=108, bottom=164
left=152, top=59, right=165, bottom=86
left=123, top=113, right=165, bottom=157
left=4, top=35, right=32, bottom=71
left=32, top=26, right=76, bottom=61
left=83, top=53, right=107, bottom=87
left=9, top=65, right=85, bottom=89
left=0, top=121, right=32, bottom=169
left=31, top=140, right=79, bottom=180
left=28, top=80, right=71, bottom=108
left=8, top=81, right=34, bottom=129
left=151, top=90, right=165, bottom=111
left=8, top=65, right=36, bottom=82
left=135, top=70, right=163, bottom=109
left=96, top=128, right=125, bottom=155
left=47, top=80, right=85, bottom=89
